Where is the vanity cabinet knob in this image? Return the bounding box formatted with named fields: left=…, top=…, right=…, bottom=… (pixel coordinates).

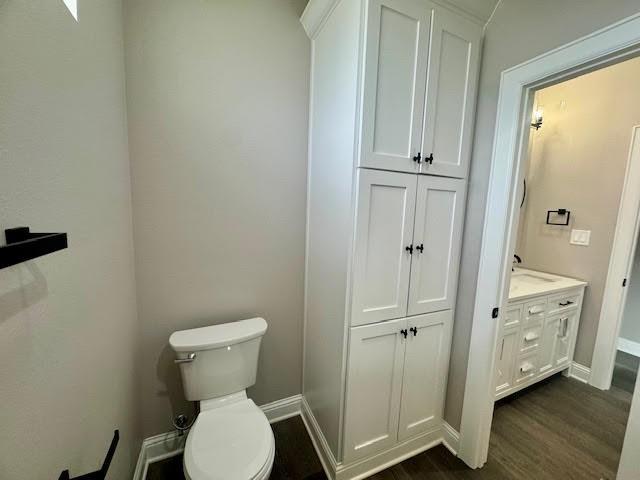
left=559, top=301, right=574, bottom=307
left=410, top=327, right=417, bottom=337
left=413, top=153, right=422, bottom=164
left=528, top=306, right=544, bottom=315
left=415, top=244, right=424, bottom=253
left=405, top=245, right=414, bottom=255
left=400, top=329, right=408, bottom=339
left=520, top=363, right=533, bottom=373
left=524, top=332, right=539, bottom=342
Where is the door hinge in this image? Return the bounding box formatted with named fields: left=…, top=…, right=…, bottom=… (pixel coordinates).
left=623, top=278, right=628, bottom=287
left=492, top=307, right=499, bottom=319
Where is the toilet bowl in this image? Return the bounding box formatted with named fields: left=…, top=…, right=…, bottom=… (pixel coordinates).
left=170, top=318, right=274, bottom=480
left=183, top=394, right=274, bottom=480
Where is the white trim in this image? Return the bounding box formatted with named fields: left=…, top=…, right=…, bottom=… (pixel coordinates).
left=133, top=394, right=302, bottom=480
left=441, top=421, right=460, bottom=456
left=300, top=396, right=339, bottom=479
left=459, top=11, right=640, bottom=470
left=568, top=362, right=592, bottom=384
left=619, top=338, right=640, bottom=358
left=591, top=127, right=640, bottom=389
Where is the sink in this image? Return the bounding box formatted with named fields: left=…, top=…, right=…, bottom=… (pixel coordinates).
left=512, top=273, right=556, bottom=285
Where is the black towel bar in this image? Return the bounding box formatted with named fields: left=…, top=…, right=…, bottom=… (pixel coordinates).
left=58, top=430, right=119, bottom=480
left=0, top=226, right=68, bottom=270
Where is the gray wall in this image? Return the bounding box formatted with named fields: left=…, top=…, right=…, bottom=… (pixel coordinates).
left=124, top=0, right=310, bottom=437
left=0, top=1, right=139, bottom=478
left=446, top=0, right=640, bottom=431
left=516, top=57, right=640, bottom=366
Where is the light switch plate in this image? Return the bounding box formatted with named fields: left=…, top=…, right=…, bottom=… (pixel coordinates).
left=570, top=229, right=591, bottom=246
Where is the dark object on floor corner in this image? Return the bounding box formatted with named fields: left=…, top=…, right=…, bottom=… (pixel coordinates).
left=58, top=430, right=119, bottom=480
left=0, top=226, right=68, bottom=269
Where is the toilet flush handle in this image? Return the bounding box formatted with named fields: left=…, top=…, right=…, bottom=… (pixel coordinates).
left=174, top=352, right=197, bottom=364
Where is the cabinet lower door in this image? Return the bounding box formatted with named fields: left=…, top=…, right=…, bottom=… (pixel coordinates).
left=408, top=176, right=465, bottom=316
left=419, top=7, right=481, bottom=178
left=360, top=0, right=433, bottom=173
left=398, top=310, right=451, bottom=441
left=539, top=316, right=561, bottom=374
left=343, top=318, right=407, bottom=462
left=555, top=312, right=576, bottom=367
left=495, top=328, right=519, bottom=397
left=351, top=170, right=416, bottom=325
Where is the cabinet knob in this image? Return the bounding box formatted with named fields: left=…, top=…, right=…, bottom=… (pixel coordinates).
left=410, top=327, right=417, bottom=337
left=400, top=329, right=408, bottom=338
left=415, top=243, right=424, bottom=253
left=559, top=301, right=574, bottom=307
left=425, top=153, right=434, bottom=165
left=413, top=152, right=422, bottom=164
left=405, top=244, right=413, bottom=255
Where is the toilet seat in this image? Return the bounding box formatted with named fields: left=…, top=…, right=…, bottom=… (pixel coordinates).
left=184, top=398, right=275, bottom=480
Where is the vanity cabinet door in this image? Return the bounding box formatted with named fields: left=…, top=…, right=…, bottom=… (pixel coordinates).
left=407, top=176, right=465, bottom=316
left=351, top=170, right=417, bottom=326
left=555, top=312, right=577, bottom=367
left=398, top=310, right=451, bottom=440
left=360, top=0, right=432, bottom=173
left=495, top=329, right=519, bottom=397
left=419, top=6, right=481, bottom=178
left=539, top=315, right=561, bottom=375
left=343, top=318, right=407, bottom=462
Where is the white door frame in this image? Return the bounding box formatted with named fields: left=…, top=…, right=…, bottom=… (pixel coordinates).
left=591, top=128, right=640, bottom=389
left=458, top=12, right=640, bottom=469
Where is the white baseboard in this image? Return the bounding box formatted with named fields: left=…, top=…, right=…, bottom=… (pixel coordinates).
left=618, top=337, right=640, bottom=357
left=133, top=394, right=302, bottom=480
left=300, top=396, right=339, bottom=479
left=568, top=361, right=591, bottom=384
left=441, top=421, right=460, bottom=456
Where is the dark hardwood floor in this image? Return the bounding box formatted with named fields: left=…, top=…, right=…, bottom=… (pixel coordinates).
left=147, top=361, right=635, bottom=480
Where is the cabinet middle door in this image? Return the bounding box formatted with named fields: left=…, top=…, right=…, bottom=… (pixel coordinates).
left=352, top=169, right=416, bottom=326
left=343, top=318, right=407, bottom=463
left=420, top=8, right=481, bottom=178
left=408, top=176, right=465, bottom=316
left=360, top=0, right=432, bottom=173
left=398, top=310, right=451, bottom=441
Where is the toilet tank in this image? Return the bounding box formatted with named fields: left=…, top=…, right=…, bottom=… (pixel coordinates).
left=169, top=317, right=267, bottom=402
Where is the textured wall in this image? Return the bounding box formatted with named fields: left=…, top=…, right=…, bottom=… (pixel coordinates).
left=446, top=0, right=640, bottom=431
left=0, top=0, right=139, bottom=478
left=124, top=0, right=310, bottom=437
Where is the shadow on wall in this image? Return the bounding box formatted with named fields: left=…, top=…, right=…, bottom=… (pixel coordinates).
left=156, top=343, right=196, bottom=424
left=0, top=262, right=48, bottom=324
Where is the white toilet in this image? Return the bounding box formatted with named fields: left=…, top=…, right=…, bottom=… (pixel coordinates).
left=169, top=317, right=274, bottom=480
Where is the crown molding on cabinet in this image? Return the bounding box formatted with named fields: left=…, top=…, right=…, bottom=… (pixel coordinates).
left=300, top=0, right=497, bottom=39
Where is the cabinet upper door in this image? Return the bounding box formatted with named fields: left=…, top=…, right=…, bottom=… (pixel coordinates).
left=352, top=170, right=417, bottom=326
left=343, top=318, right=407, bottom=463
left=360, top=0, right=433, bottom=173
left=398, top=310, right=451, bottom=441
left=408, top=176, right=465, bottom=316
left=420, top=7, right=481, bottom=178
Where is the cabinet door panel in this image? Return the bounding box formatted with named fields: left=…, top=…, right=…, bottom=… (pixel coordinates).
left=360, top=0, right=432, bottom=173
left=343, top=319, right=407, bottom=462
left=555, top=312, right=576, bottom=367
left=399, top=310, right=451, bottom=440
left=420, top=8, right=481, bottom=178
left=539, top=315, right=561, bottom=375
left=352, top=170, right=416, bottom=325
left=495, top=329, right=519, bottom=397
left=408, top=176, right=465, bottom=316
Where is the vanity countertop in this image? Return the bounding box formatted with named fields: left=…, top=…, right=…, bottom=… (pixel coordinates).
left=509, top=268, right=587, bottom=302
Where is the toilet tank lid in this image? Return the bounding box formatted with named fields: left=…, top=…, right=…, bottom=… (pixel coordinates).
left=169, top=317, right=267, bottom=352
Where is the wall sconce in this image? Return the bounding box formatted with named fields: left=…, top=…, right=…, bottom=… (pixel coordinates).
left=531, top=107, right=544, bottom=130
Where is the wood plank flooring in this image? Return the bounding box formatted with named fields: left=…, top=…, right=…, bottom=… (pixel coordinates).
left=147, top=365, right=634, bottom=480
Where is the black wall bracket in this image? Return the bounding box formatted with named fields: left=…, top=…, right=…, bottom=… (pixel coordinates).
left=58, top=430, right=119, bottom=480
left=0, top=226, right=68, bottom=270
left=546, top=209, right=571, bottom=226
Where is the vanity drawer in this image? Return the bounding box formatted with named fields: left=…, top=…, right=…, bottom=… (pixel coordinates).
left=515, top=353, right=538, bottom=385
left=520, top=324, right=543, bottom=353
left=548, top=290, right=581, bottom=315
left=523, top=299, right=546, bottom=324
left=504, top=305, right=522, bottom=329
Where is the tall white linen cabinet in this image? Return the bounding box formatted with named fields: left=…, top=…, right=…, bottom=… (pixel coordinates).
left=300, top=1, right=481, bottom=478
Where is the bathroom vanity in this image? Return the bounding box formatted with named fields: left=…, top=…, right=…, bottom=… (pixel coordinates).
left=495, top=268, right=587, bottom=400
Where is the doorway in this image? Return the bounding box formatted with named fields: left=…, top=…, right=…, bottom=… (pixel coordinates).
left=458, top=12, right=640, bottom=478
